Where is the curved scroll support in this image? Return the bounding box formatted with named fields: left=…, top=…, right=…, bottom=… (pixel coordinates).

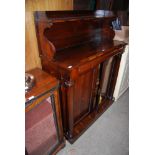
left=35, top=18, right=56, bottom=60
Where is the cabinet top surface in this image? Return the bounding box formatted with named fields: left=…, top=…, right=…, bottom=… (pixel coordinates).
left=53, top=40, right=126, bottom=69
left=25, top=68, right=59, bottom=101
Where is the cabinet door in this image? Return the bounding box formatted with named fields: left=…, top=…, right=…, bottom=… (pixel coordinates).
left=72, top=66, right=99, bottom=125
left=25, top=90, right=64, bottom=155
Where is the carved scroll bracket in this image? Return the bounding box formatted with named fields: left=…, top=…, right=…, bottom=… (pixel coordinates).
left=36, top=19, right=56, bottom=60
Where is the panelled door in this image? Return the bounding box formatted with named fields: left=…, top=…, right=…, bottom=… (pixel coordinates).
left=72, top=65, right=100, bottom=125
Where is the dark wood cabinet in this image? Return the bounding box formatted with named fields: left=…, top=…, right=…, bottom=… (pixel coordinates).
left=35, top=10, right=126, bottom=143
left=25, top=68, right=65, bottom=155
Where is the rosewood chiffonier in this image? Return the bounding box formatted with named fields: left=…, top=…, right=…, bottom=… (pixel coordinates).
left=35, top=10, right=126, bottom=143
